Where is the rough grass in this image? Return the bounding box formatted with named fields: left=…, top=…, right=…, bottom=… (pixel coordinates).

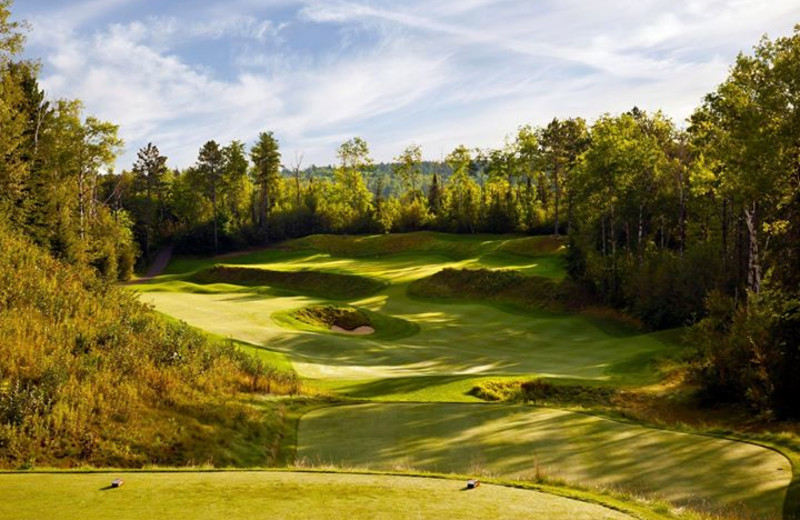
left=0, top=471, right=639, bottom=520
left=471, top=378, right=618, bottom=407
left=298, top=403, right=791, bottom=519
left=496, top=235, right=566, bottom=256
left=190, top=265, right=386, bottom=299
left=0, top=226, right=298, bottom=469
left=407, top=267, right=586, bottom=311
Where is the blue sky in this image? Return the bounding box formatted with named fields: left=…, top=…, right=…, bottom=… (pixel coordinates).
left=13, top=0, right=800, bottom=169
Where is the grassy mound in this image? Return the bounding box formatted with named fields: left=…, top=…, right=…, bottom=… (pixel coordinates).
left=0, top=471, right=639, bottom=520
left=287, top=232, right=566, bottom=261
left=0, top=226, right=298, bottom=468
left=190, top=266, right=386, bottom=299
left=497, top=235, right=566, bottom=257
left=408, top=268, right=580, bottom=310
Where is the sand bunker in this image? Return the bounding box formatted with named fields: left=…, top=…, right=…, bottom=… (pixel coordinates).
left=330, top=325, right=375, bottom=335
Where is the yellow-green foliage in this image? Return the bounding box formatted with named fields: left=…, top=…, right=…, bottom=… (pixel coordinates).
left=470, top=379, right=617, bottom=407
left=0, top=227, right=299, bottom=468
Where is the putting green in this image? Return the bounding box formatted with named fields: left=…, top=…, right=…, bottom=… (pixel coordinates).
left=298, top=403, right=791, bottom=518
left=0, top=471, right=635, bottom=520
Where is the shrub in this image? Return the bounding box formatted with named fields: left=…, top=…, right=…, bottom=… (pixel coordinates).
left=0, top=226, right=300, bottom=467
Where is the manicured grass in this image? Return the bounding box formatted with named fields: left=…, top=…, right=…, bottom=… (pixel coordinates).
left=139, top=285, right=673, bottom=386
left=298, top=403, right=792, bottom=519
left=147, top=232, right=568, bottom=282
left=0, top=471, right=636, bottom=520
left=125, top=232, right=797, bottom=517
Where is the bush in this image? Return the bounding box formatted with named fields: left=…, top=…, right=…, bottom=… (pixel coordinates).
left=0, top=226, right=300, bottom=467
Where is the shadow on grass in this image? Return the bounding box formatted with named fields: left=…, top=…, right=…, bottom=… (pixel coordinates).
left=332, top=375, right=481, bottom=400
left=298, top=402, right=791, bottom=520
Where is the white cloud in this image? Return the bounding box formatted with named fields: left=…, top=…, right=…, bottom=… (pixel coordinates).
left=18, top=0, right=800, bottom=169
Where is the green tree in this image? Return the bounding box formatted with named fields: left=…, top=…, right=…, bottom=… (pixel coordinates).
left=131, top=142, right=168, bottom=260
left=249, top=131, right=281, bottom=243
left=196, top=140, right=224, bottom=253
left=0, top=4, right=31, bottom=224
left=393, top=143, right=423, bottom=201
left=539, top=118, right=589, bottom=235
left=221, top=140, right=250, bottom=235
left=333, top=137, right=373, bottom=231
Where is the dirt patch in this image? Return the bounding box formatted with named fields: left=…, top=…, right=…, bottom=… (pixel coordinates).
left=330, top=325, right=375, bottom=335
left=128, top=245, right=173, bottom=284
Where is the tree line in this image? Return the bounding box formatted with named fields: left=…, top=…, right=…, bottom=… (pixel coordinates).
left=1, top=1, right=798, bottom=417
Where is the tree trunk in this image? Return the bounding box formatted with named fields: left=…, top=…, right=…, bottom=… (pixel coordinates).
left=553, top=164, right=560, bottom=236
left=721, top=198, right=729, bottom=271
left=567, top=191, right=573, bottom=236
left=212, top=183, right=218, bottom=253
left=601, top=214, right=607, bottom=257
left=744, top=202, right=761, bottom=294
left=678, top=179, right=686, bottom=256
left=637, top=203, right=644, bottom=262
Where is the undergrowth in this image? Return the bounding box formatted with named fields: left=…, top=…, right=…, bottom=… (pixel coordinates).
left=0, top=226, right=301, bottom=468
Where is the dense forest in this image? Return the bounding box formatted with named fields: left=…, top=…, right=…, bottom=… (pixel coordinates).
left=1, top=0, right=798, bottom=441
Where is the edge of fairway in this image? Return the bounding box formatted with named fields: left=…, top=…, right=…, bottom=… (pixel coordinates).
left=0, top=467, right=675, bottom=520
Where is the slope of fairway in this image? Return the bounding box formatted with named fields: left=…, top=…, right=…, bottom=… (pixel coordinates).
left=298, top=403, right=791, bottom=518
left=139, top=286, right=672, bottom=384
left=0, top=472, right=635, bottom=520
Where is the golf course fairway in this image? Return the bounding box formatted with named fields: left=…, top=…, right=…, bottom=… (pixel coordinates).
left=0, top=472, right=635, bottom=520
left=298, top=403, right=791, bottom=517
left=136, top=233, right=674, bottom=386
left=130, top=232, right=795, bottom=518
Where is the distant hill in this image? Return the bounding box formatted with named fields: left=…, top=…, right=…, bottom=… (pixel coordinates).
left=282, top=161, right=454, bottom=198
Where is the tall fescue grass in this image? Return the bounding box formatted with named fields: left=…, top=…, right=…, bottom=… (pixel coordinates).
left=407, top=267, right=582, bottom=311
left=0, top=226, right=300, bottom=468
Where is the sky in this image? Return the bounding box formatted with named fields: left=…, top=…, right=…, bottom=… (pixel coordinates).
left=13, top=0, right=800, bottom=170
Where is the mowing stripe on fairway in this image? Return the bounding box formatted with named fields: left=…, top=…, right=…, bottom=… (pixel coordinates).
left=0, top=471, right=635, bottom=520
left=138, top=288, right=674, bottom=385
left=297, top=402, right=791, bottom=519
